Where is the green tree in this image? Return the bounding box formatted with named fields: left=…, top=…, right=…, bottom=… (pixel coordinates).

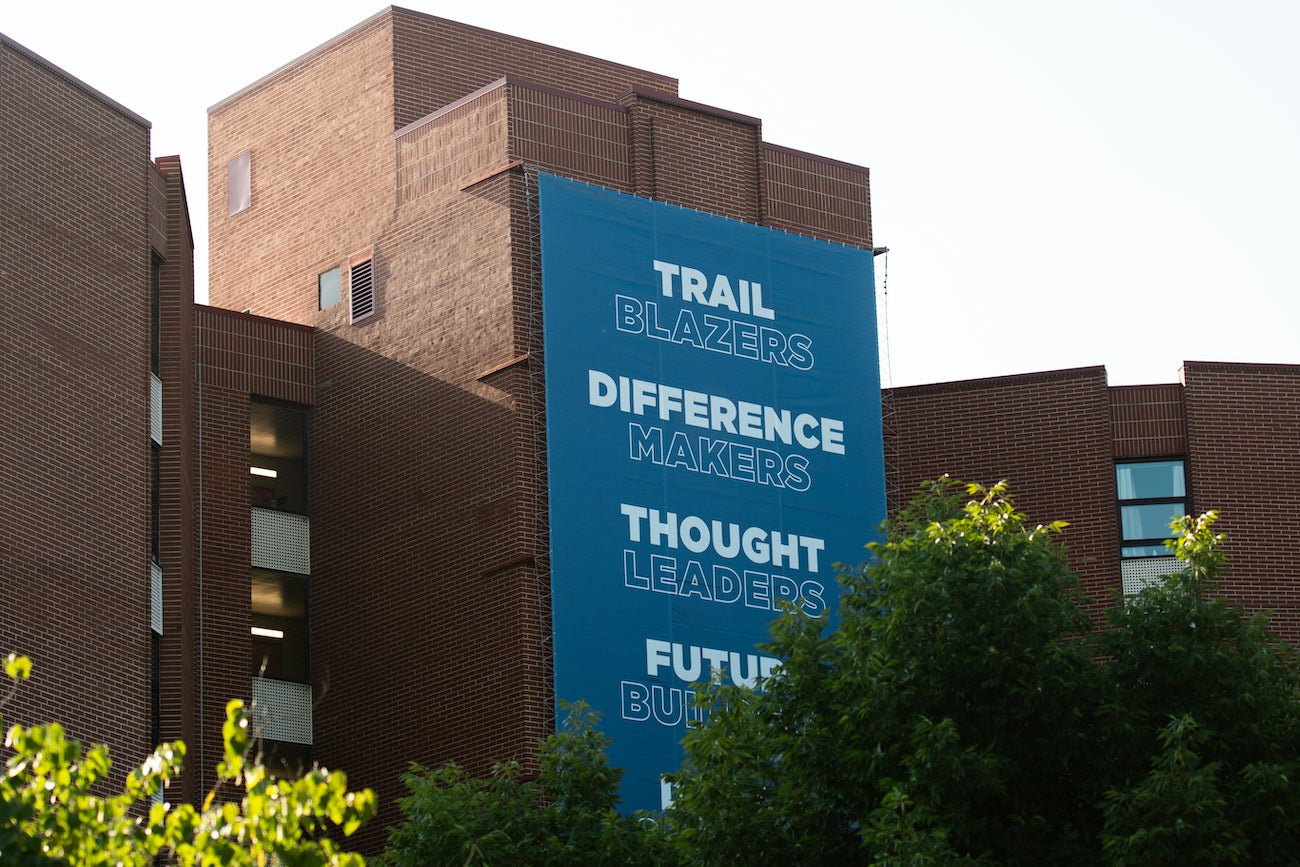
left=667, top=480, right=1300, bottom=865
left=381, top=703, right=676, bottom=866
left=1099, top=512, right=1300, bottom=865
left=0, top=654, right=376, bottom=865
left=667, top=479, right=1100, bottom=864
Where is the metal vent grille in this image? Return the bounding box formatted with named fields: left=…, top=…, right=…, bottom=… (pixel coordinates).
left=1122, top=556, right=1182, bottom=595
left=251, top=508, right=311, bottom=574
left=150, top=373, right=162, bottom=444
left=150, top=560, right=163, bottom=634
left=251, top=678, right=313, bottom=745
left=349, top=251, right=374, bottom=323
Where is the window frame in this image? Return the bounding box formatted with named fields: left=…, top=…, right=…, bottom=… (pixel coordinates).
left=1115, top=458, right=1188, bottom=559
left=318, top=266, right=341, bottom=311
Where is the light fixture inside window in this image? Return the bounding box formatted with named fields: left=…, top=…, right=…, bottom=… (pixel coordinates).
left=251, top=626, right=284, bottom=639
left=250, top=466, right=278, bottom=478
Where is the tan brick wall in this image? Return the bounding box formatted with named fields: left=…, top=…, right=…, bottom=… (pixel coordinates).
left=390, top=9, right=679, bottom=129
left=207, top=15, right=396, bottom=321
left=396, top=84, right=512, bottom=204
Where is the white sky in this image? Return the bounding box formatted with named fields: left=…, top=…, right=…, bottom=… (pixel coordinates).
left=6, top=1, right=1298, bottom=387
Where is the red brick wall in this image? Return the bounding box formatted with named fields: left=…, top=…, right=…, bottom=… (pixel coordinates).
left=886, top=368, right=1120, bottom=609
left=889, top=363, right=1300, bottom=645
left=0, top=36, right=152, bottom=779
left=154, top=155, right=203, bottom=802
left=765, top=145, right=873, bottom=248
left=509, top=81, right=631, bottom=191
left=187, top=307, right=313, bottom=796
left=209, top=8, right=682, bottom=322
left=1183, top=362, right=1300, bottom=639
left=308, top=170, right=545, bottom=848
left=1111, top=384, right=1186, bottom=459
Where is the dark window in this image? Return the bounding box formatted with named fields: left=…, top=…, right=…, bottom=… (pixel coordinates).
left=1116, top=459, right=1187, bottom=558
left=249, top=399, right=308, bottom=514
left=251, top=570, right=308, bottom=682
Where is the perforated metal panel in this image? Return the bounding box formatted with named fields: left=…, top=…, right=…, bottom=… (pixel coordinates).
left=251, top=678, right=313, bottom=745
left=150, top=373, right=162, bottom=444
left=251, top=508, right=310, bottom=575
left=1122, top=556, right=1182, bottom=595
left=151, top=561, right=162, bottom=634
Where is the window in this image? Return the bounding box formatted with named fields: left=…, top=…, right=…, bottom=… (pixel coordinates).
left=318, top=267, right=341, bottom=310
left=249, top=399, right=308, bottom=514
left=1116, top=459, right=1187, bottom=558
left=348, top=249, right=375, bottom=324
left=228, top=150, right=251, bottom=215
left=150, top=253, right=161, bottom=374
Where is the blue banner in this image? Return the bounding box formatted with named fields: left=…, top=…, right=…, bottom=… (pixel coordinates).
left=540, top=173, right=884, bottom=812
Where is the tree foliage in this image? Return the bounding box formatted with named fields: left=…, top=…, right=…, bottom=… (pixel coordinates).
left=666, top=479, right=1300, bottom=865
left=381, top=702, right=675, bottom=866
left=10, top=482, right=1300, bottom=865
left=1098, top=513, right=1300, bottom=864
left=0, top=654, right=376, bottom=865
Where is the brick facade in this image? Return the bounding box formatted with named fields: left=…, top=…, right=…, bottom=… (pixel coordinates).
left=184, top=308, right=313, bottom=798
left=1182, top=362, right=1300, bottom=636
left=887, top=368, right=1119, bottom=611
left=1, top=35, right=155, bottom=783
left=206, top=8, right=876, bottom=846
left=153, top=154, right=202, bottom=802
left=9, top=10, right=1298, bottom=860
left=888, top=363, right=1300, bottom=634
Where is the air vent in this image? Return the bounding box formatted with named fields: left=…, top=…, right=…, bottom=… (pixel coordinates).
left=349, top=249, right=375, bottom=323
left=227, top=151, right=251, bottom=216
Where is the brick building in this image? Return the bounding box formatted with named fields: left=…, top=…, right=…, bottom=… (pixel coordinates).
left=885, top=362, right=1300, bottom=633
left=1, top=32, right=189, bottom=787
left=203, top=6, right=875, bottom=841
left=3, top=5, right=1299, bottom=855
